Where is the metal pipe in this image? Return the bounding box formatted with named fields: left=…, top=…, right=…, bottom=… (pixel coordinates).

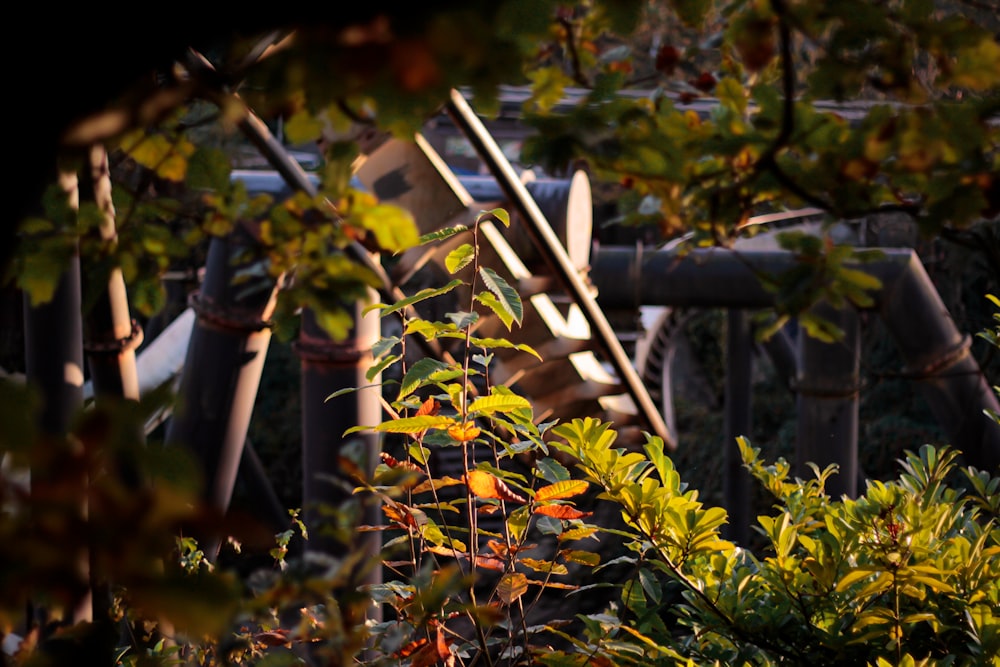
left=163, top=229, right=277, bottom=555
left=22, top=170, right=89, bottom=626
left=79, top=145, right=142, bottom=402
left=296, top=301, right=382, bottom=597
left=794, top=304, right=861, bottom=497
left=590, top=245, right=1000, bottom=471
left=445, top=89, right=671, bottom=448
left=724, top=309, right=753, bottom=543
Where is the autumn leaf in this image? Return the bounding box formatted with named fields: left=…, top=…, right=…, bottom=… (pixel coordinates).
left=465, top=470, right=526, bottom=503
left=448, top=421, right=482, bottom=442
left=535, top=480, right=589, bottom=502
left=408, top=624, right=452, bottom=667
left=486, top=539, right=537, bottom=557
left=383, top=503, right=418, bottom=529
left=395, top=637, right=428, bottom=659
left=416, top=396, right=440, bottom=417
left=497, top=572, right=529, bottom=605
left=533, top=504, right=593, bottom=520
left=379, top=451, right=422, bottom=474
left=474, top=555, right=506, bottom=571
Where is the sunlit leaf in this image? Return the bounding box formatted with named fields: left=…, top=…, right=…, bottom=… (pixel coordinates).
left=536, top=480, right=590, bottom=502
left=497, top=572, right=529, bottom=604
left=445, top=243, right=476, bottom=274
left=466, top=470, right=526, bottom=503
left=534, top=504, right=593, bottom=520
left=375, top=415, right=456, bottom=434
left=467, top=393, right=532, bottom=417
left=479, top=267, right=522, bottom=327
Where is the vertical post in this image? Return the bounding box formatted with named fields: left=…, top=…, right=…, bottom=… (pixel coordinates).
left=795, top=304, right=861, bottom=498
left=164, top=228, right=277, bottom=556
left=296, top=297, right=382, bottom=601
left=723, top=309, right=753, bottom=545
left=77, top=145, right=142, bottom=662
left=79, top=145, right=142, bottom=403
left=22, top=170, right=89, bottom=626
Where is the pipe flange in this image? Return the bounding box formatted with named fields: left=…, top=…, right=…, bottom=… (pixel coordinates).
left=790, top=378, right=865, bottom=399
left=189, top=292, right=271, bottom=333
left=83, top=319, right=144, bottom=354
left=293, top=338, right=369, bottom=365
left=901, top=334, right=971, bottom=380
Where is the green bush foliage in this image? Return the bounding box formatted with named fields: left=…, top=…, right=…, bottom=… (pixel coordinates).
left=4, top=216, right=1000, bottom=667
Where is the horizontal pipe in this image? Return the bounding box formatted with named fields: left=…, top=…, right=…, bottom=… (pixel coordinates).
left=591, top=245, right=1000, bottom=471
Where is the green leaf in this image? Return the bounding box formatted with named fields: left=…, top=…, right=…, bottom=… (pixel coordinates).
left=478, top=207, right=511, bottom=228
left=951, top=37, right=1000, bottom=90
left=419, top=224, right=468, bottom=245
left=376, top=279, right=463, bottom=318
left=185, top=146, right=231, bottom=192
left=468, top=336, right=542, bottom=360
left=312, top=306, right=354, bottom=342
left=526, top=66, right=575, bottom=113
left=284, top=109, right=324, bottom=145
left=398, top=357, right=455, bottom=400
left=408, top=443, right=431, bottom=465
left=356, top=204, right=420, bottom=252
left=374, top=415, right=456, bottom=434
left=446, top=243, right=476, bottom=274
left=536, top=457, right=571, bottom=483
left=366, top=354, right=400, bottom=381
left=478, top=267, right=523, bottom=328
left=467, top=393, right=532, bottom=417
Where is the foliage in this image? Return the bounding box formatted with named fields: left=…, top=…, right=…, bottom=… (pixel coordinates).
left=4, top=1, right=1000, bottom=665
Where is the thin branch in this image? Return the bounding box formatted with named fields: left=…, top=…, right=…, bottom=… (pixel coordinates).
left=558, top=17, right=590, bottom=88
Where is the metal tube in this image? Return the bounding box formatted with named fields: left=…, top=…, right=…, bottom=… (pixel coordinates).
left=590, top=245, right=1000, bottom=471
left=163, top=229, right=277, bottom=553
left=724, top=310, right=753, bottom=543
left=79, top=146, right=142, bottom=402
left=445, top=89, right=671, bottom=448
left=794, top=304, right=861, bottom=497
left=22, top=170, right=89, bottom=626
left=296, top=301, right=382, bottom=596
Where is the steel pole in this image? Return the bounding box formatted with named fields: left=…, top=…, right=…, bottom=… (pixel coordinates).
left=445, top=89, right=671, bottom=447
left=296, top=300, right=382, bottom=598
left=164, top=229, right=277, bottom=555
left=794, top=304, right=861, bottom=498
left=22, top=170, right=89, bottom=628
left=724, top=309, right=753, bottom=543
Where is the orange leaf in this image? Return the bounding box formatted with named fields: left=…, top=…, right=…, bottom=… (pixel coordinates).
left=395, top=637, right=428, bottom=659
left=416, top=396, right=441, bottom=417
left=383, top=503, right=417, bottom=529
left=486, top=539, right=536, bottom=557
left=478, top=503, right=501, bottom=515
left=465, top=470, right=526, bottom=503
left=533, top=504, right=593, bottom=520
left=447, top=421, right=481, bottom=442
left=409, top=625, right=452, bottom=667
left=475, top=555, right=506, bottom=571
left=379, top=451, right=423, bottom=475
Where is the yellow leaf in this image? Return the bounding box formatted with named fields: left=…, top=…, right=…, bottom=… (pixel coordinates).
left=535, top=480, right=589, bottom=502
left=497, top=572, right=529, bottom=605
